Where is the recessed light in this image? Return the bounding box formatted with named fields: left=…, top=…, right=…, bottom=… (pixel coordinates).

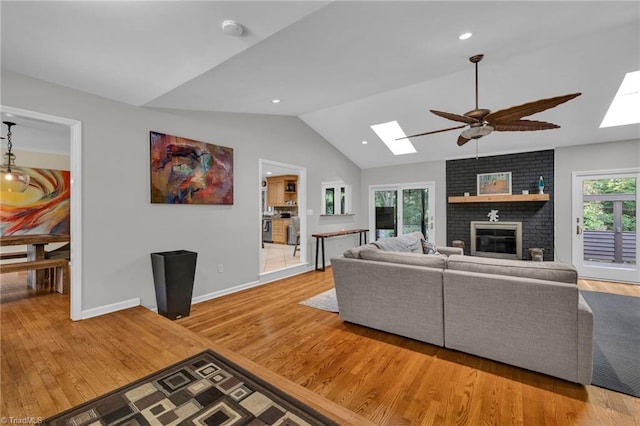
left=266, top=171, right=273, bottom=175
left=271, top=99, right=281, bottom=104
left=459, top=32, right=472, bottom=40
left=362, top=140, right=368, bottom=145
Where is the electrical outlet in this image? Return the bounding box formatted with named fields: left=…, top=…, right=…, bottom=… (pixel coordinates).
left=217, top=264, right=224, bottom=273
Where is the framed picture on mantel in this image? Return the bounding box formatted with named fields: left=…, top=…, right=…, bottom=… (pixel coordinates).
left=477, top=172, right=512, bottom=196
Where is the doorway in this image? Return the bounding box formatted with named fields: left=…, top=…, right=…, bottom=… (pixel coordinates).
left=572, top=169, right=639, bottom=283
left=259, top=159, right=307, bottom=275
left=1, top=105, right=83, bottom=319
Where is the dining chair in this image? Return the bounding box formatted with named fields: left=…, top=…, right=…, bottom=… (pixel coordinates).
left=292, top=216, right=300, bottom=257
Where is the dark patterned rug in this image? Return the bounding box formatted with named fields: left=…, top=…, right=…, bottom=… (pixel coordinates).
left=581, top=290, right=640, bottom=397
left=43, top=349, right=339, bottom=425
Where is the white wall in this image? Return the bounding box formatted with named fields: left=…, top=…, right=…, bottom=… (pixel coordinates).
left=2, top=71, right=361, bottom=313
left=360, top=160, right=447, bottom=246
left=555, top=139, right=640, bottom=264
left=7, top=149, right=70, bottom=170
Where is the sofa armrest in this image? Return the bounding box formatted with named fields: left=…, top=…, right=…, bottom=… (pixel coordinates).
left=438, top=246, right=464, bottom=256
left=577, top=293, right=594, bottom=384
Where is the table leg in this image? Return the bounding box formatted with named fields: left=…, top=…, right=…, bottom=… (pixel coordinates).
left=320, top=238, right=326, bottom=271
left=26, top=243, right=45, bottom=289
left=315, top=237, right=320, bottom=271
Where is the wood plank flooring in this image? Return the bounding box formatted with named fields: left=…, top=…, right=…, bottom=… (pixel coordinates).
left=1, top=270, right=639, bottom=425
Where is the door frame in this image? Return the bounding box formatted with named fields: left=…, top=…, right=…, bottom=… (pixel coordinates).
left=258, top=159, right=307, bottom=276
left=572, top=167, right=639, bottom=284
left=1, top=105, right=83, bottom=319
left=368, top=181, right=436, bottom=241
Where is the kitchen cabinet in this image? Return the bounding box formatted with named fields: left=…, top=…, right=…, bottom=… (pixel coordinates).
left=267, top=175, right=298, bottom=207
left=271, top=218, right=290, bottom=244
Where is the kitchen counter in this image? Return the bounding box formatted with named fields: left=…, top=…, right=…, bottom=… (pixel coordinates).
left=271, top=218, right=290, bottom=244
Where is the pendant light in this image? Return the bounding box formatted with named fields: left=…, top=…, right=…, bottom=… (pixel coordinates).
left=1, top=121, right=30, bottom=192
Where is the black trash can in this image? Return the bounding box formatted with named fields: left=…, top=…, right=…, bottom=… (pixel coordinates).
left=150, top=250, right=197, bottom=320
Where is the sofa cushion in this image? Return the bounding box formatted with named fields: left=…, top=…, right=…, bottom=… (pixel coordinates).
left=343, top=243, right=379, bottom=259
left=372, top=232, right=424, bottom=253
left=359, top=249, right=447, bottom=269
left=446, top=255, right=577, bottom=284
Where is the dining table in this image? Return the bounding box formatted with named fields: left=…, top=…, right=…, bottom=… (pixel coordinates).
left=0, top=234, right=71, bottom=289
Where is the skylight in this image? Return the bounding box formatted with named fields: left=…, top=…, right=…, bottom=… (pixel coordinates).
left=370, top=121, right=416, bottom=156
left=600, top=70, right=640, bottom=128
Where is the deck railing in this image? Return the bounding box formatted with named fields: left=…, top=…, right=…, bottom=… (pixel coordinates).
left=583, top=230, right=636, bottom=264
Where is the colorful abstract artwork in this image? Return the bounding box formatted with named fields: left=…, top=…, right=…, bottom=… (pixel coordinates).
left=0, top=168, right=71, bottom=236
left=150, top=131, right=234, bottom=205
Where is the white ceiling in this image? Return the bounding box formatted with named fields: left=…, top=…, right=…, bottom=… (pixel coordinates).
left=2, top=1, right=639, bottom=168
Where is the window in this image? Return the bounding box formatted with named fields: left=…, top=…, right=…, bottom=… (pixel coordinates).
left=321, top=182, right=351, bottom=215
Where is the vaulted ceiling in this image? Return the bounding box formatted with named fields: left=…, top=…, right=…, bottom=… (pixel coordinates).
left=2, top=1, right=639, bottom=168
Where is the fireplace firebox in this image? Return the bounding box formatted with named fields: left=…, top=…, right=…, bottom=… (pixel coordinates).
left=471, top=221, right=522, bottom=260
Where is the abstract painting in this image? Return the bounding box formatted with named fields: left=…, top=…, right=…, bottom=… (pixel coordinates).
left=0, top=168, right=71, bottom=236
left=150, top=131, right=234, bottom=204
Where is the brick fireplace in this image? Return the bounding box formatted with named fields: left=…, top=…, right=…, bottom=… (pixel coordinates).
left=446, top=150, right=554, bottom=261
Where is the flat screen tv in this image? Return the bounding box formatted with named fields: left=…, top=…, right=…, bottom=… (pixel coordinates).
left=375, top=207, right=395, bottom=229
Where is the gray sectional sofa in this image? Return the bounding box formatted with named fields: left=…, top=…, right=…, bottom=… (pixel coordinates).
left=331, top=232, right=593, bottom=384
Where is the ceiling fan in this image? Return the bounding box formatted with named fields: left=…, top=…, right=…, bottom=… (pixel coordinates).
left=400, top=54, right=581, bottom=146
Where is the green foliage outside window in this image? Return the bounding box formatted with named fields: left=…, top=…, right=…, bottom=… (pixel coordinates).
left=583, top=178, right=636, bottom=232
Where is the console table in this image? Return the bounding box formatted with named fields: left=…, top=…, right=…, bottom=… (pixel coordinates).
left=312, top=229, right=368, bottom=271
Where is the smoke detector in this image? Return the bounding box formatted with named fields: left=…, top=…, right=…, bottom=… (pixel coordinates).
left=222, top=20, right=244, bottom=36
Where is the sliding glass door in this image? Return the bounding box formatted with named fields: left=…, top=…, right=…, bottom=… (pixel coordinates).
left=370, top=183, right=435, bottom=241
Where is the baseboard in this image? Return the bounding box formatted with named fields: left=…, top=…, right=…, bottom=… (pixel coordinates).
left=79, top=265, right=320, bottom=319
left=81, top=297, right=141, bottom=320
left=192, top=265, right=314, bottom=306
left=259, top=263, right=313, bottom=284
left=191, top=279, right=263, bottom=305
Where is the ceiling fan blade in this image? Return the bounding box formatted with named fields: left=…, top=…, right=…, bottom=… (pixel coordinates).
left=493, top=119, right=560, bottom=132
left=431, top=110, right=479, bottom=125
left=457, top=135, right=471, bottom=146
left=398, top=124, right=467, bottom=140
left=485, top=93, right=581, bottom=124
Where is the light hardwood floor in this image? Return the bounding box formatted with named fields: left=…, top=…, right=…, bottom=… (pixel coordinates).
left=1, top=271, right=639, bottom=425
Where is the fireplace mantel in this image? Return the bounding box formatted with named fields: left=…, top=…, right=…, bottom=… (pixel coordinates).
left=448, top=194, right=549, bottom=203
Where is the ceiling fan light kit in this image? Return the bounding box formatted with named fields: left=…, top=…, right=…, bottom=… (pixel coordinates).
left=461, top=124, right=494, bottom=140
left=401, top=54, right=581, bottom=148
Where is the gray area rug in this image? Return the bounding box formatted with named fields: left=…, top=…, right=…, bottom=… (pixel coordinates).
left=581, top=290, right=640, bottom=397
left=299, top=289, right=338, bottom=313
